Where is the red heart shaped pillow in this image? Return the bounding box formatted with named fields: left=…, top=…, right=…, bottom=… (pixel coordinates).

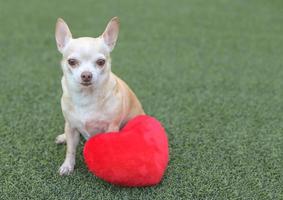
left=83, top=115, right=169, bottom=187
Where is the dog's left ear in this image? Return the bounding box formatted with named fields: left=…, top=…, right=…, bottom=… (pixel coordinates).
left=55, top=18, right=72, bottom=53
left=102, top=17, right=119, bottom=52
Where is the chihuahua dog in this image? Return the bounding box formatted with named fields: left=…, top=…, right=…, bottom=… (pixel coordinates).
left=55, top=17, right=144, bottom=175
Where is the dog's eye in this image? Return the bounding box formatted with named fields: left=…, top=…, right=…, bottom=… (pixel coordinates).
left=96, top=59, right=105, bottom=67
left=68, top=59, right=79, bottom=67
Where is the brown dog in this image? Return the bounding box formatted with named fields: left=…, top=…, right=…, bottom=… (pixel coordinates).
left=55, top=17, right=144, bottom=175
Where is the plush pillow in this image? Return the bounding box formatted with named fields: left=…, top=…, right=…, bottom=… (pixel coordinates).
left=83, top=115, right=169, bottom=187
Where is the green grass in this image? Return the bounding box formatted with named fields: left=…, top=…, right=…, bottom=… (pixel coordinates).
left=0, top=0, right=282, bottom=199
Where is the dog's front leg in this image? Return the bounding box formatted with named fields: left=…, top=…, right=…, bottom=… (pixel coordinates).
left=59, top=122, right=80, bottom=175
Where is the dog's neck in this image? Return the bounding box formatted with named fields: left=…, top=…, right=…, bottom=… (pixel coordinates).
left=62, top=73, right=116, bottom=107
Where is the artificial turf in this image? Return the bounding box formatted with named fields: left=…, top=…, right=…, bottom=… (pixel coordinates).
left=0, top=0, right=282, bottom=199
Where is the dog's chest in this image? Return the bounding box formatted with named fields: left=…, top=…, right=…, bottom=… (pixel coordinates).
left=65, top=104, right=111, bottom=139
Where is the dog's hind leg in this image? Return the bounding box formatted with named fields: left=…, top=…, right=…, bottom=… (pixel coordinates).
left=55, top=133, right=66, bottom=144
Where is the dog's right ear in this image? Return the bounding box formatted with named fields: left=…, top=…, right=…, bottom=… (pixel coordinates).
left=55, top=18, right=72, bottom=53
left=102, top=17, right=120, bottom=52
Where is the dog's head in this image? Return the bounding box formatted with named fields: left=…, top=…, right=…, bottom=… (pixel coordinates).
left=55, top=17, right=119, bottom=88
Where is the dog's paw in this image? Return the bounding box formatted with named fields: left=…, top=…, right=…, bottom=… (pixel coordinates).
left=59, top=161, right=74, bottom=176
left=55, top=134, right=66, bottom=144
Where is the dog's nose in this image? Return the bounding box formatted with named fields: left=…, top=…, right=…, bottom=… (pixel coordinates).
left=81, top=71, right=93, bottom=82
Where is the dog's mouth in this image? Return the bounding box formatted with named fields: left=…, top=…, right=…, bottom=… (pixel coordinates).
left=81, top=82, right=92, bottom=86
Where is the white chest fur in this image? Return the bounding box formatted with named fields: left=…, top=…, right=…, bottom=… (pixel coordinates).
left=64, top=103, right=110, bottom=139
left=60, top=74, right=124, bottom=140
left=61, top=82, right=121, bottom=139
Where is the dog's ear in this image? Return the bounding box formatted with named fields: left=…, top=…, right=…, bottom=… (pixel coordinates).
left=55, top=18, right=72, bottom=53
left=102, top=17, right=119, bottom=52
